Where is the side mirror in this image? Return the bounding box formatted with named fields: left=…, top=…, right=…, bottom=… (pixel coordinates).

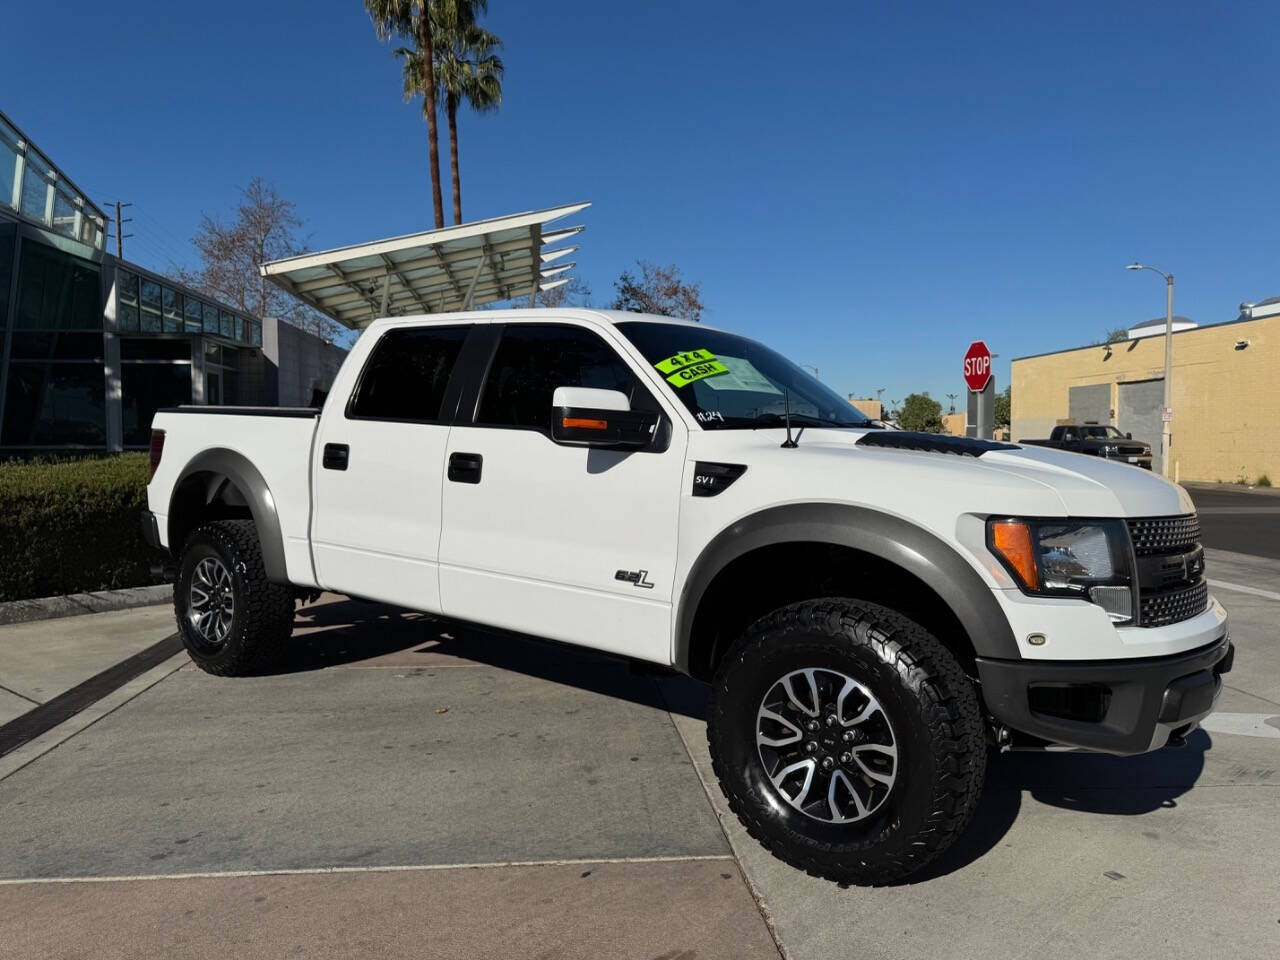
left=550, top=387, right=659, bottom=448
left=1126, top=432, right=1132, bottom=439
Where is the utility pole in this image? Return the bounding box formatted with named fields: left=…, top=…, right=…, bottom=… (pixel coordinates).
left=1125, top=263, right=1175, bottom=478
left=108, top=201, right=133, bottom=259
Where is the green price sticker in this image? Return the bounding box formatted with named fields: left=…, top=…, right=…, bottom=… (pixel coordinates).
left=655, top=349, right=730, bottom=388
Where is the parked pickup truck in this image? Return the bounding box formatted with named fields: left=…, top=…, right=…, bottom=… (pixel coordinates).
left=1021, top=422, right=1153, bottom=468
left=143, top=309, right=1231, bottom=884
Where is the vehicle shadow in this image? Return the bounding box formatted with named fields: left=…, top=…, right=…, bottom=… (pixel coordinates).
left=263, top=596, right=706, bottom=719
left=903, top=730, right=1211, bottom=884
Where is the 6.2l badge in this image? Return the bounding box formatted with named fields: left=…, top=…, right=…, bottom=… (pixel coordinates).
left=615, top=569, right=655, bottom=589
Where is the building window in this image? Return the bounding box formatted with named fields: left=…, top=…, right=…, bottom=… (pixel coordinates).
left=247, top=320, right=262, bottom=347
left=1, top=362, right=106, bottom=446
left=16, top=240, right=102, bottom=331
left=51, top=186, right=78, bottom=239
left=19, top=151, right=53, bottom=224
left=0, top=221, right=13, bottom=330
left=1, top=117, right=20, bottom=212
left=219, top=309, right=233, bottom=339
left=183, top=296, right=203, bottom=332
left=161, top=286, right=183, bottom=332
left=202, top=301, right=219, bottom=334
left=121, top=361, right=191, bottom=447
left=139, top=279, right=162, bottom=332
left=116, top=268, right=139, bottom=332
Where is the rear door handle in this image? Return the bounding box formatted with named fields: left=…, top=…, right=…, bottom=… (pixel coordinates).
left=322, top=443, right=349, bottom=471
left=448, top=452, right=483, bottom=484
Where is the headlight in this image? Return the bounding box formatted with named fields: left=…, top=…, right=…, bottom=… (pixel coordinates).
left=987, top=518, right=1134, bottom=623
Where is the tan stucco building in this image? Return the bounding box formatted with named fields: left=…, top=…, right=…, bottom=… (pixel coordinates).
left=1011, top=313, right=1279, bottom=484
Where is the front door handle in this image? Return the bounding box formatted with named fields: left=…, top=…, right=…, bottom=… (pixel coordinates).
left=322, top=443, right=349, bottom=471
left=448, top=452, right=483, bottom=484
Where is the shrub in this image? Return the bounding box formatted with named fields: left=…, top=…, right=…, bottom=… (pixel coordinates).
left=1259, top=474, right=1272, bottom=488
left=0, top=454, right=163, bottom=602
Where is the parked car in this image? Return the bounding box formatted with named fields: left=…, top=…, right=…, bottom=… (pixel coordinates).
left=143, top=310, right=1230, bottom=884
left=1021, top=422, right=1153, bottom=468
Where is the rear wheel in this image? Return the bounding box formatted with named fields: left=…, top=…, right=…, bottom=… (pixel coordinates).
left=175, top=520, right=296, bottom=676
left=707, top=598, right=985, bottom=884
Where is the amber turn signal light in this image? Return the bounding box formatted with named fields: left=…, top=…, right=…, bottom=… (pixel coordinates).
left=562, top=417, right=608, bottom=430
left=989, top=520, right=1038, bottom=590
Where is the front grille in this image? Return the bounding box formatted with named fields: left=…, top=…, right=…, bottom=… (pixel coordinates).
left=1127, top=514, right=1201, bottom=556
left=1140, top=580, right=1209, bottom=627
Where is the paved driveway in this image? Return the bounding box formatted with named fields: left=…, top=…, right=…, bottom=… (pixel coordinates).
left=1, top=548, right=1277, bottom=959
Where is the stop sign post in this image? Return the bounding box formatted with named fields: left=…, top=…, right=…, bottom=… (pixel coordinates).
left=962, top=341, right=995, bottom=440
left=963, top=341, right=992, bottom=393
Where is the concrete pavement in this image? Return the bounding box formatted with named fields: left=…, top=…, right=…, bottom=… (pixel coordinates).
left=1, top=544, right=1276, bottom=958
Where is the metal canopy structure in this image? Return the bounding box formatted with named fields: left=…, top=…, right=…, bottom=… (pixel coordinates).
left=260, top=202, right=589, bottom=329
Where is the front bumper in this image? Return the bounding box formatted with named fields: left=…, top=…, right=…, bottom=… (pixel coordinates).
left=976, top=631, right=1233, bottom=755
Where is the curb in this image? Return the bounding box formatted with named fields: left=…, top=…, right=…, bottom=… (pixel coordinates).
left=0, top=584, right=172, bottom=627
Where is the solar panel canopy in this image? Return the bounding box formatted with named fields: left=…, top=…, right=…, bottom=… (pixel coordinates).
left=260, top=202, right=588, bottom=329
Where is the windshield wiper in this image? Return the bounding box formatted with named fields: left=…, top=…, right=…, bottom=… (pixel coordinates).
left=749, top=412, right=865, bottom=429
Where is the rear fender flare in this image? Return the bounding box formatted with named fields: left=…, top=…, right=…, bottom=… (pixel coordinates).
left=167, top=448, right=289, bottom=584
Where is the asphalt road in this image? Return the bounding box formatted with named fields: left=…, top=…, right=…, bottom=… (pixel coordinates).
left=1185, top=484, right=1280, bottom=560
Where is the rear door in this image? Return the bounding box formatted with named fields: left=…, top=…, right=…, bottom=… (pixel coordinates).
left=310, top=323, right=473, bottom=611
left=438, top=320, right=687, bottom=663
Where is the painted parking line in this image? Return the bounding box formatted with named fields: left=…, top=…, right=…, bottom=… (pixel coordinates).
left=0, top=853, right=737, bottom=886
left=1201, top=712, right=1280, bottom=739
left=1207, top=578, right=1280, bottom=602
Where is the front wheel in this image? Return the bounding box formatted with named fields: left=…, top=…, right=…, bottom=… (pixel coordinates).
left=707, top=598, right=986, bottom=885
left=175, top=520, right=296, bottom=676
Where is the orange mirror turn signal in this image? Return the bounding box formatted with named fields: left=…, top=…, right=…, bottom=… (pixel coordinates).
left=562, top=417, right=608, bottom=430
left=989, top=520, right=1038, bottom=590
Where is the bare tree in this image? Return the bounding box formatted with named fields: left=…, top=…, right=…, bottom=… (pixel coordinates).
left=178, top=178, right=341, bottom=341
left=536, top=276, right=592, bottom=309
left=610, top=261, right=704, bottom=321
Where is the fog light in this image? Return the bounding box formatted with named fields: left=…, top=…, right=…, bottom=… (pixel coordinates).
left=1089, top=585, right=1133, bottom=623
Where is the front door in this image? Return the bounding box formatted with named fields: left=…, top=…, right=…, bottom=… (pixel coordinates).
left=310, top=323, right=471, bottom=611
left=439, top=321, right=687, bottom=663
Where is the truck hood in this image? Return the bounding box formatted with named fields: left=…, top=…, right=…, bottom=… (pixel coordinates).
left=696, top=429, right=1194, bottom=519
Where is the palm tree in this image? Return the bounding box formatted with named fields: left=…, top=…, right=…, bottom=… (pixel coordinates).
left=365, top=0, right=445, bottom=228
left=396, top=1, right=503, bottom=224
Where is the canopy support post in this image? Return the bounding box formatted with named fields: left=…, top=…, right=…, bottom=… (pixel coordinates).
left=461, top=256, right=485, bottom=310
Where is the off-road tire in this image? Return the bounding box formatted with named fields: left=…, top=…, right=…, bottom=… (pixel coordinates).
left=175, top=520, right=296, bottom=676
left=707, top=597, right=985, bottom=885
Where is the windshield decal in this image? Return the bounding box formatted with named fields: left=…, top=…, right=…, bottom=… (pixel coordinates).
left=655, top=349, right=730, bottom=388
left=702, top=356, right=783, bottom=395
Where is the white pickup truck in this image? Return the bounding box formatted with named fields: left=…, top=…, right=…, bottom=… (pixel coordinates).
left=144, top=309, right=1232, bottom=884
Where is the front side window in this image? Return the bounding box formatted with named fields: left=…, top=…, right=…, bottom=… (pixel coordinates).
left=348, top=325, right=469, bottom=422
left=476, top=324, right=651, bottom=431
left=615, top=321, right=871, bottom=430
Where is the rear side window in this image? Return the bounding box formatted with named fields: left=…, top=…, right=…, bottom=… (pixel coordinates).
left=476, top=324, right=651, bottom=431
left=348, top=325, right=469, bottom=422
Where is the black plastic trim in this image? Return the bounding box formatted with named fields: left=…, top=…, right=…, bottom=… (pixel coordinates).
left=691, top=462, right=747, bottom=497
left=159, top=406, right=318, bottom=419
left=856, top=431, right=1017, bottom=456
left=166, top=448, right=290, bottom=584
left=674, top=502, right=1020, bottom=672
left=976, top=634, right=1232, bottom=755
left=140, top=510, right=161, bottom=549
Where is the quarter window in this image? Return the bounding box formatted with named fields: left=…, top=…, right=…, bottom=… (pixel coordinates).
left=348, top=325, right=469, bottom=422
left=475, top=324, right=650, bottom=431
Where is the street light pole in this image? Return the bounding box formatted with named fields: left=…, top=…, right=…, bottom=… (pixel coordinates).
left=1126, top=263, right=1175, bottom=479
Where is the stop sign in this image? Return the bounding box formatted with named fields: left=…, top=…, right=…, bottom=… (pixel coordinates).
left=963, top=341, right=992, bottom=392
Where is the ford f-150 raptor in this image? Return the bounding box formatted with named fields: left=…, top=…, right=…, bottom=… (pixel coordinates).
left=143, top=309, right=1232, bottom=884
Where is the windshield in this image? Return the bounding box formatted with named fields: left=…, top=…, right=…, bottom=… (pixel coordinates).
left=1081, top=425, right=1125, bottom=439
left=616, top=321, right=872, bottom=430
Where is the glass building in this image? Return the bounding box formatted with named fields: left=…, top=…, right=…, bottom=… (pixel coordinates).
left=1, top=108, right=332, bottom=453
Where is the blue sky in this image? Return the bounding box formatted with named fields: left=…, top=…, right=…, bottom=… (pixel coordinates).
left=4, top=1, right=1277, bottom=405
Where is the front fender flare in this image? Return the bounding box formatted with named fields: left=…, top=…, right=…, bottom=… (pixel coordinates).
left=674, top=502, right=1019, bottom=672
left=167, top=448, right=289, bottom=584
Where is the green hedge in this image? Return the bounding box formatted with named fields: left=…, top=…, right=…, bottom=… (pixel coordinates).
left=0, top=454, right=163, bottom=602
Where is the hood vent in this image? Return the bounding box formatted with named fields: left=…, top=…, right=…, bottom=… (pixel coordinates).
left=855, top=432, right=1018, bottom=458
